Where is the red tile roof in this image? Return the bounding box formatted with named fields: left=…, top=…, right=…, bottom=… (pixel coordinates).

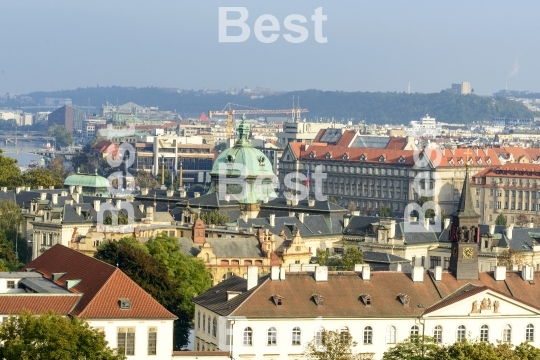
left=22, top=245, right=176, bottom=319
left=335, top=130, right=357, bottom=147
left=0, top=294, right=81, bottom=315
left=299, top=146, right=416, bottom=165
left=472, top=163, right=540, bottom=180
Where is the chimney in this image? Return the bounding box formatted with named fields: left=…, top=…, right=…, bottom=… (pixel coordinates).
left=40, top=193, right=47, bottom=200
left=494, top=266, right=506, bottom=281
left=362, top=265, right=371, bottom=281
left=444, top=217, right=451, bottom=229
left=93, top=200, right=100, bottom=212
left=116, top=199, right=122, bottom=209
left=354, top=264, right=364, bottom=272
left=434, top=266, right=442, bottom=281
left=242, top=213, right=248, bottom=222
left=141, top=188, right=149, bottom=195
left=49, top=186, right=54, bottom=190
left=66, top=199, right=73, bottom=206
left=263, top=197, right=269, bottom=204
left=343, top=215, right=350, bottom=228
left=522, top=265, right=534, bottom=281
left=424, top=217, right=430, bottom=230
left=269, top=214, right=275, bottom=227
left=271, top=266, right=280, bottom=281
left=138, top=203, right=144, bottom=213
left=106, top=198, right=112, bottom=204
left=412, top=266, right=424, bottom=282
left=489, top=224, right=495, bottom=235
left=26, top=186, right=31, bottom=191
left=15, top=187, right=21, bottom=194
left=52, top=193, right=58, bottom=205
left=315, top=266, right=328, bottom=282
left=179, top=188, right=186, bottom=197
left=506, top=225, right=513, bottom=240
left=247, top=266, right=258, bottom=291
left=292, top=198, right=299, bottom=206
left=69, top=185, right=75, bottom=194
left=224, top=194, right=230, bottom=202
left=76, top=185, right=82, bottom=194
left=38, top=186, right=43, bottom=190
left=75, top=206, right=81, bottom=216
left=389, top=220, right=396, bottom=238
left=298, top=213, right=305, bottom=223
left=146, top=206, right=154, bottom=216
left=308, top=199, right=315, bottom=207
left=1, top=187, right=6, bottom=192
left=280, top=266, right=286, bottom=281
left=529, top=222, right=535, bottom=228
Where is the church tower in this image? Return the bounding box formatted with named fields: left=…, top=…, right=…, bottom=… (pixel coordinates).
left=448, top=165, right=481, bottom=280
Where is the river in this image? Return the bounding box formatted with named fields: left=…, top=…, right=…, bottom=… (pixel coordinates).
left=1, top=141, right=49, bottom=167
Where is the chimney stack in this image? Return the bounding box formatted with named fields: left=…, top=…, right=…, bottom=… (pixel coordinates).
left=343, top=215, right=350, bottom=228
left=444, top=217, right=451, bottom=229
left=308, top=199, right=315, bottom=207
left=424, top=217, right=430, bottom=230
left=93, top=200, right=100, bottom=212
left=412, top=266, right=424, bottom=282
left=69, top=185, right=75, bottom=194
left=269, top=214, right=275, bottom=227
left=494, top=266, right=506, bottom=281
left=298, top=213, right=305, bottom=223
left=247, top=266, right=258, bottom=290
left=38, top=186, right=43, bottom=190
left=40, top=193, right=47, bottom=200
left=489, top=224, right=495, bottom=235
left=194, top=192, right=200, bottom=198
left=141, top=188, right=148, bottom=195
left=506, top=225, right=513, bottom=240
left=522, top=265, right=534, bottom=281
left=75, top=206, right=81, bottom=216
left=362, top=265, right=371, bottom=281
left=116, top=199, right=122, bottom=209
left=315, top=266, right=328, bottom=282
left=434, top=266, right=442, bottom=281
left=271, top=266, right=280, bottom=281
left=52, top=193, right=58, bottom=205
left=279, top=266, right=286, bottom=281
left=138, top=203, right=144, bottom=213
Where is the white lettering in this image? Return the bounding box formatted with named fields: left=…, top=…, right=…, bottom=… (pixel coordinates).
left=219, top=7, right=250, bottom=43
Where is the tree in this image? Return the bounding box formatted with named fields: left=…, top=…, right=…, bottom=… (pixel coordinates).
left=497, top=248, right=527, bottom=269
left=328, top=197, right=338, bottom=205
left=304, top=329, right=374, bottom=360
left=340, top=246, right=363, bottom=271
left=0, top=152, right=22, bottom=189
left=214, top=142, right=227, bottom=152
left=417, top=196, right=435, bottom=219
left=47, top=157, right=68, bottom=187
left=316, top=248, right=329, bottom=267
left=135, top=169, right=159, bottom=189
left=495, top=213, right=507, bottom=226
left=348, top=201, right=357, bottom=213
left=515, top=213, right=529, bottom=227
left=21, top=168, right=58, bottom=189
left=0, top=310, right=125, bottom=360
left=514, top=342, right=540, bottom=360
left=48, top=124, right=74, bottom=149
left=199, top=209, right=230, bottom=225
left=438, top=339, right=518, bottom=360
left=379, top=205, right=392, bottom=218
left=383, top=336, right=440, bottom=360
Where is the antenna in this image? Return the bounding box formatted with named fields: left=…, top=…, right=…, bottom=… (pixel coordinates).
left=408, top=81, right=411, bottom=94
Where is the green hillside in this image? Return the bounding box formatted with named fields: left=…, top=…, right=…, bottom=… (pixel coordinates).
left=24, top=87, right=534, bottom=124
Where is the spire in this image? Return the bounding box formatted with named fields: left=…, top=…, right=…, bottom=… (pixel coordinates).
left=454, top=168, right=479, bottom=218
left=234, top=115, right=251, bottom=147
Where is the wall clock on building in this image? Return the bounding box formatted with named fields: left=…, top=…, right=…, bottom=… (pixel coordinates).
left=462, top=247, right=474, bottom=258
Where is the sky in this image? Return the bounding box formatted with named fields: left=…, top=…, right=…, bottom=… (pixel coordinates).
left=0, top=1, right=538, bottom=95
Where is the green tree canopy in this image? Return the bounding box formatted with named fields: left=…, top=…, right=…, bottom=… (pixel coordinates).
left=0, top=152, right=22, bottom=189
left=0, top=310, right=125, bottom=360
left=21, top=168, right=58, bottom=189
left=495, top=213, right=507, bottom=226
left=382, top=336, right=440, bottom=360
left=198, top=209, right=230, bottom=225
left=379, top=205, right=392, bottom=218
left=48, top=124, right=74, bottom=149
left=304, top=329, right=374, bottom=360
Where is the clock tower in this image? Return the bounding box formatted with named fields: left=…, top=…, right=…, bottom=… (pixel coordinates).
left=448, top=161, right=481, bottom=280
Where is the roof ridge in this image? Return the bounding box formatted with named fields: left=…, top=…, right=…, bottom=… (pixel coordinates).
left=230, top=276, right=271, bottom=316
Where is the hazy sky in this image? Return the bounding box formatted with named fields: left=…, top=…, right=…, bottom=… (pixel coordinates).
left=1, top=1, right=538, bottom=95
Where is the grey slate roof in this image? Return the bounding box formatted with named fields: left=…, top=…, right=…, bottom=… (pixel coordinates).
left=363, top=251, right=411, bottom=264
left=193, top=275, right=269, bottom=316
left=19, top=277, right=71, bottom=294
left=238, top=214, right=341, bottom=239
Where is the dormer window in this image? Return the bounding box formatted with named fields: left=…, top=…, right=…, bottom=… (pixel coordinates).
left=379, top=156, right=386, bottom=163
left=477, top=158, right=482, bottom=165
left=398, top=293, right=410, bottom=307
left=449, top=158, right=454, bottom=165
left=312, top=294, right=324, bottom=306
left=458, top=158, right=464, bottom=165
left=486, top=157, right=492, bottom=164
left=272, top=294, right=283, bottom=307
left=310, top=151, right=316, bottom=158
left=119, top=298, right=131, bottom=310
left=326, top=152, right=332, bottom=159
left=398, top=156, right=405, bottom=164
left=343, top=153, right=350, bottom=160
left=360, top=294, right=372, bottom=307
left=360, top=154, right=366, bottom=161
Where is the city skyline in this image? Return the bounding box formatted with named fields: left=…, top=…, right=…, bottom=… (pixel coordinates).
left=1, top=1, right=539, bottom=95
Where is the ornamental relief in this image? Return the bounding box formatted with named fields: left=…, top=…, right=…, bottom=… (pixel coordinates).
left=470, top=298, right=500, bottom=314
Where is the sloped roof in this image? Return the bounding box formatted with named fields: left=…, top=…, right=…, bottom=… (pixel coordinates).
left=299, top=145, right=416, bottom=165
left=22, top=245, right=176, bottom=319
left=0, top=294, right=81, bottom=315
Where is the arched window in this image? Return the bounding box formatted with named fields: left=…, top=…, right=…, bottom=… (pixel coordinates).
left=292, top=327, right=301, bottom=345
left=208, top=317, right=211, bottom=334
left=202, top=314, right=206, bottom=332
left=526, top=324, right=535, bottom=342
left=315, top=327, right=325, bottom=347
left=197, top=311, right=200, bottom=329
left=363, top=326, right=373, bottom=344
left=243, top=327, right=253, bottom=346
left=433, top=325, right=443, bottom=343
left=480, top=325, right=489, bottom=342
left=267, top=327, right=277, bottom=346
left=386, top=326, right=396, bottom=344
left=457, top=325, right=466, bottom=341
left=212, top=318, right=217, bottom=338
left=196, top=341, right=200, bottom=351
left=410, top=325, right=419, bottom=337
left=503, top=324, right=512, bottom=343
left=340, top=326, right=350, bottom=341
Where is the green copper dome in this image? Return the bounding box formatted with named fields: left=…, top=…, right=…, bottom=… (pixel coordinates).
left=64, top=171, right=110, bottom=188
left=209, top=116, right=277, bottom=203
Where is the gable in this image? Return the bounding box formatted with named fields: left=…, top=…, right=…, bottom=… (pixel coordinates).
left=424, top=288, right=540, bottom=318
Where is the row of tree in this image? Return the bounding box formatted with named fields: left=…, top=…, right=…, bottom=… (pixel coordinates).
left=94, top=234, right=212, bottom=349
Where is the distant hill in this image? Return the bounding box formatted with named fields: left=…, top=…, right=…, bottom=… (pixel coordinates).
left=24, top=87, right=534, bottom=124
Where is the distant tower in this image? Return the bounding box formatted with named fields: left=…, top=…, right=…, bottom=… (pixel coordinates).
left=448, top=164, right=481, bottom=280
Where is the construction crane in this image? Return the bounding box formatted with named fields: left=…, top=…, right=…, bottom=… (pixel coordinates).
left=208, top=102, right=309, bottom=139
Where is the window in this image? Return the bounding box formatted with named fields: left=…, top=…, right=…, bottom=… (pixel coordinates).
left=433, top=325, right=442, bottom=343
left=503, top=325, right=512, bottom=343
left=267, top=327, right=277, bottom=346
left=363, top=326, right=373, bottom=344
left=148, top=327, right=157, bottom=355
left=386, top=326, right=396, bottom=344
left=340, top=326, right=349, bottom=341
left=292, top=327, right=301, bottom=345
left=480, top=325, right=489, bottom=342
left=410, top=325, right=419, bottom=336
left=243, top=327, right=253, bottom=346
left=315, top=327, right=324, bottom=347
left=6, top=281, right=15, bottom=289
left=226, top=321, right=232, bottom=346
left=197, top=311, right=200, bottom=329
left=430, top=256, right=441, bottom=269
left=212, top=318, right=217, bottom=338
left=208, top=317, right=211, bottom=334
left=118, top=327, right=135, bottom=356
left=203, top=314, right=206, bottom=332
left=457, top=325, right=466, bottom=341
left=526, top=324, right=534, bottom=342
